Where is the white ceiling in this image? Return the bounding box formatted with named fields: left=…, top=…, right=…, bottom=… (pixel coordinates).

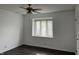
left=0, top=4, right=75, bottom=14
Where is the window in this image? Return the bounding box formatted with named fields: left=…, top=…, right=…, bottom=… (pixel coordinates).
left=32, top=17, right=53, bottom=38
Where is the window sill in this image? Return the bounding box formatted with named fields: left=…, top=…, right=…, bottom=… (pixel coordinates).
left=32, top=35, right=53, bottom=39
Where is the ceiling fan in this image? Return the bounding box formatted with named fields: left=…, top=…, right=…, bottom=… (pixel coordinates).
left=20, top=4, right=42, bottom=13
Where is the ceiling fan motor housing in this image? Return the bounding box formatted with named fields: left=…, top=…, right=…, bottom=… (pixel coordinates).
left=26, top=7, right=33, bottom=13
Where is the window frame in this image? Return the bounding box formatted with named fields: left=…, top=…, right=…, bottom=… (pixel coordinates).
left=32, top=17, right=53, bottom=38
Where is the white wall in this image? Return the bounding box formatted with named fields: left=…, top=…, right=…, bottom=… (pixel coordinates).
left=0, top=9, right=23, bottom=53
left=23, top=10, right=76, bottom=53
left=75, top=5, right=79, bottom=54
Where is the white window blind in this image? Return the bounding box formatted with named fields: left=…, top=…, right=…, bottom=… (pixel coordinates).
left=32, top=18, right=53, bottom=38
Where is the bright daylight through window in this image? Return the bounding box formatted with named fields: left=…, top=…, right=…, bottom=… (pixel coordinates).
left=32, top=17, right=53, bottom=38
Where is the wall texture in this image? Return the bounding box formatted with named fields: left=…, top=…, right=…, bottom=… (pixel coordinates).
left=75, top=5, right=79, bottom=54
left=0, top=9, right=23, bottom=53
left=23, top=10, right=76, bottom=53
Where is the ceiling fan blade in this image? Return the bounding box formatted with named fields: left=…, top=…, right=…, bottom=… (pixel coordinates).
left=33, top=8, right=42, bottom=10
left=33, top=10, right=41, bottom=14
left=20, top=7, right=26, bottom=9
left=32, top=9, right=41, bottom=13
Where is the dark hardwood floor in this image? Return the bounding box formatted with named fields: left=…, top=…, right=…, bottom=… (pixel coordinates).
left=0, top=45, right=75, bottom=55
